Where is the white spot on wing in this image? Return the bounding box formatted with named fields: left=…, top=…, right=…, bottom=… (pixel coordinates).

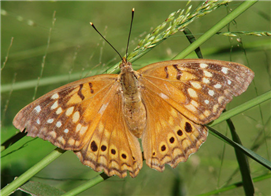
left=204, top=110, right=211, bottom=117
left=200, top=63, right=208, bottom=68
left=79, top=125, right=88, bottom=135
left=47, top=118, right=54, bottom=124
left=214, top=83, right=222, bottom=89
left=185, top=104, right=197, bottom=112
left=51, top=93, right=59, bottom=99
left=36, top=118, right=40, bottom=125
left=227, top=80, right=232, bottom=85
left=56, top=107, right=63, bottom=114
left=72, top=111, right=80, bottom=123
left=56, top=121, right=62, bottom=128
left=66, top=106, right=74, bottom=116
left=208, top=90, right=215, bottom=96
left=64, top=129, right=69, bottom=134
left=204, top=100, right=209, bottom=104
left=218, top=96, right=224, bottom=104
left=221, top=67, right=228, bottom=74
left=191, top=100, right=199, bottom=107
left=160, top=93, right=169, bottom=99
left=190, top=81, right=201, bottom=89
left=99, top=103, right=109, bottom=114
left=68, top=138, right=75, bottom=145
left=202, top=78, right=210, bottom=84
left=76, top=123, right=82, bottom=132
left=51, top=101, right=58, bottom=110
left=57, top=136, right=65, bottom=145
left=34, top=105, right=41, bottom=113
left=49, top=131, right=57, bottom=139
left=187, top=88, right=198, bottom=98
left=213, top=104, right=219, bottom=113
left=203, top=70, right=213, bottom=77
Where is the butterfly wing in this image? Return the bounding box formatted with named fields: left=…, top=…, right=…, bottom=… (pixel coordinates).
left=138, top=59, right=254, bottom=124
left=13, top=74, right=117, bottom=151
left=75, top=82, right=142, bottom=178
left=138, top=59, right=253, bottom=170
left=13, top=74, right=142, bottom=178
left=140, top=86, right=208, bottom=171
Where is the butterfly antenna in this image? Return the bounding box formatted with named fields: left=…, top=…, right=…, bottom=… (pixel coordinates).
left=90, top=22, right=123, bottom=61
left=125, top=8, right=135, bottom=60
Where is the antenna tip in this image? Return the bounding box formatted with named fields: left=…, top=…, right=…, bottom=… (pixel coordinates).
left=90, top=22, right=93, bottom=25
left=132, top=8, right=135, bottom=12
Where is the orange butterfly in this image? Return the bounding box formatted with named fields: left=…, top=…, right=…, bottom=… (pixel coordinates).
left=13, top=57, right=254, bottom=178
left=13, top=11, right=254, bottom=178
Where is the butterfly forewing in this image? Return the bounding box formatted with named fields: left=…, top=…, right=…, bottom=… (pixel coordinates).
left=13, top=74, right=118, bottom=150
left=138, top=59, right=254, bottom=124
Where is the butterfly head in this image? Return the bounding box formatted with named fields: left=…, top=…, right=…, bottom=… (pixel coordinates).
left=120, top=57, right=133, bottom=71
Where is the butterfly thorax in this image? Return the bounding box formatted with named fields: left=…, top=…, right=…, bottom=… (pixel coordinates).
left=119, top=59, right=147, bottom=138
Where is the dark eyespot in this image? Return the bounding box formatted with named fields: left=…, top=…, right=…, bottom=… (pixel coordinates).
left=152, top=152, right=156, bottom=156
left=121, top=154, right=127, bottom=159
left=101, top=145, right=107, bottom=151
left=185, top=122, right=192, bottom=133
left=161, top=145, right=166, bottom=151
left=169, top=137, right=175, bottom=143
left=90, top=141, right=98, bottom=152
left=177, top=129, right=183, bottom=136
left=111, top=149, right=116, bottom=155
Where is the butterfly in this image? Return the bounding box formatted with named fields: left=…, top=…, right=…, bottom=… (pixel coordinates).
left=13, top=56, right=254, bottom=178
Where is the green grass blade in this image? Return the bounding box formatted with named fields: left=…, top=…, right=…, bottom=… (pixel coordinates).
left=226, top=118, right=254, bottom=195
left=207, top=126, right=271, bottom=170
left=174, top=0, right=258, bottom=60
left=62, top=173, right=109, bottom=196
left=183, top=28, right=203, bottom=59
left=19, top=180, right=65, bottom=196
left=199, top=173, right=271, bottom=195
left=1, top=148, right=65, bottom=196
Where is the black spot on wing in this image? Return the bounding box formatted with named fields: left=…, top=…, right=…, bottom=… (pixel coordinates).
left=173, top=64, right=182, bottom=80
left=91, top=140, right=98, bottom=152
left=185, top=122, right=192, bottom=133
left=78, top=84, right=85, bottom=100
left=164, top=66, right=169, bottom=78
left=89, top=82, right=94, bottom=94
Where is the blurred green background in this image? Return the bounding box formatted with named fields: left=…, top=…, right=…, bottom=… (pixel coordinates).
left=1, top=1, right=270, bottom=195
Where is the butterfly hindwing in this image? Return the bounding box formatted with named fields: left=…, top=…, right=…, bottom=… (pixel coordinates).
left=140, top=85, right=208, bottom=171
left=138, top=59, right=254, bottom=124
left=75, top=82, right=143, bottom=178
